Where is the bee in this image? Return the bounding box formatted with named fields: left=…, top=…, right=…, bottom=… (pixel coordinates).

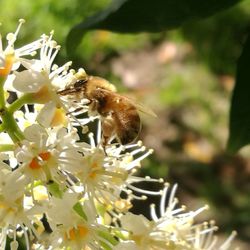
left=58, top=75, right=155, bottom=146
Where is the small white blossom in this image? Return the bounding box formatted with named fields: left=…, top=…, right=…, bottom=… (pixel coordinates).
left=117, top=184, right=237, bottom=250
left=0, top=163, right=39, bottom=250
left=60, top=129, right=163, bottom=213
left=0, top=19, right=42, bottom=77
left=15, top=124, right=80, bottom=185
left=43, top=192, right=113, bottom=250
left=12, top=31, right=71, bottom=93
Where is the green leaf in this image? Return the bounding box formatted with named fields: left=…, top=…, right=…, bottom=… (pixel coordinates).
left=98, top=230, right=118, bottom=246
left=67, top=0, right=241, bottom=53
left=227, top=34, right=250, bottom=153
left=47, top=181, right=63, bottom=198
left=73, top=202, right=88, bottom=221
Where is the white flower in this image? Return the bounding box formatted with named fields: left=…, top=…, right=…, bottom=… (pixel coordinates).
left=15, top=124, right=80, bottom=185
left=118, top=184, right=237, bottom=250
left=0, top=163, right=39, bottom=250
left=43, top=192, right=114, bottom=250
left=10, top=30, right=75, bottom=128
left=46, top=192, right=83, bottom=229
left=0, top=19, right=42, bottom=78
left=12, top=31, right=72, bottom=94
left=60, top=130, right=162, bottom=213
left=0, top=164, right=27, bottom=226
left=36, top=101, right=68, bottom=127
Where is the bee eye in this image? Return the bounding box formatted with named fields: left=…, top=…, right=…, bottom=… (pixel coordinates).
left=74, top=79, right=87, bottom=89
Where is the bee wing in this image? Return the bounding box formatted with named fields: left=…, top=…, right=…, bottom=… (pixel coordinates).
left=133, top=101, right=157, bottom=117
left=98, top=88, right=157, bottom=117
left=119, top=93, right=157, bottom=117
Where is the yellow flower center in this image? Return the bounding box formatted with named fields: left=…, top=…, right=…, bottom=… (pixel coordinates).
left=65, top=225, right=89, bottom=241
left=0, top=54, right=14, bottom=76
left=29, top=157, right=41, bottom=169
left=39, top=151, right=52, bottom=161
left=88, top=161, right=101, bottom=180
left=32, top=85, right=52, bottom=103
left=29, top=151, right=52, bottom=169
left=50, top=107, right=67, bottom=127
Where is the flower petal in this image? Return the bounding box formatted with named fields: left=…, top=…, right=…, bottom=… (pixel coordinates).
left=13, top=69, right=47, bottom=93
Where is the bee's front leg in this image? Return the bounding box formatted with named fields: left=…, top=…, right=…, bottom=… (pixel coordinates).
left=101, top=115, right=116, bottom=148
left=88, top=99, right=99, bottom=112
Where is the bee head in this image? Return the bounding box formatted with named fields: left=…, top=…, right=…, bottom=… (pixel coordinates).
left=73, top=78, right=88, bottom=91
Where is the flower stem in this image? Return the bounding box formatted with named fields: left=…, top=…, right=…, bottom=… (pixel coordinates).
left=0, top=123, right=5, bottom=132
left=0, top=144, right=15, bottom=152
left=0, top=76, right=26, bottom=143
left=8, top=93, right=34, bottom=113
left=0, top=77, right=6, bottom=109
left=0, top=108, right=25, bottom=142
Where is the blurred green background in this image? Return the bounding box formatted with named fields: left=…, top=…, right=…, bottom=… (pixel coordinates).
left=1, top=0, right=250, bottom=249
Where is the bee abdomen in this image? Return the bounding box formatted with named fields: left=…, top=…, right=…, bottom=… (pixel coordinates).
left=113, top=109, right=141, bottom=145
left=119, top=127, right=139, bottom=144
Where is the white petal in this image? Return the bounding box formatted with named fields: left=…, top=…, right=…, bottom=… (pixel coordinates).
left=36, top=101, right=56, bottom=127
left=4, top=74, right=18, bottom=92
left=21, top=58, right=43, bottom=71
left=23, top=124, right=47, bottom=143
left=120, top=213, right=151, bottom=235
left=113, top=242, right=138, bottom=250
left=13, top=69, right=47, bottom=93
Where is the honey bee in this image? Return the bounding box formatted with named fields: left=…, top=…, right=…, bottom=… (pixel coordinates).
left=58, top=75, right=155, bottom=146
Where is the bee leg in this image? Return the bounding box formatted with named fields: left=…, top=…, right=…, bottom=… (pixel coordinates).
left=101, top=116, right=116, bottom=148
left=102, top=138, right=108, bottom=156
left=57, top=87, right=78, bottom=95
left=88, top=99, right=99, bottom=112
left=66, top=107, right=84, bottom=115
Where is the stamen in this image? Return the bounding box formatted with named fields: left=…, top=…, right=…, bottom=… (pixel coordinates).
left=160, top=184, right=169, bottom=216
left=129, top=193, right=147, bottom=200
left=130, top=147, right=145, bottom=156
left=15, top=19, right=25, bottom=37
left=0, top=227, right=7, bottom=249
left=48, top=44, right=59, bottom=69
left=10, top=239, right=18, bottom=250
left=202, top=225, right=214, bottom=249
left=168, top=184, right=178, bottom=208
left=20, top=224, right=30, bottom=250
left=16, top=39, right=43, bottom=56
left=97, top=120, right=102, bottom=144
left=205, top=237, right=217, bottom=250
left=88, top=133, right=95, bottom=148
left=5, top=19, right=25, bottom=53
left=50, top=61, right=72, bottom=78
left=150, top=204, right=158, bottom=221
left=191, top=205, right=209, bottom=218
left=126, top=149, right=153, bottom=170
left=219, top=231, right=237, bottom=250
left=127, top=184, right=162, bottom=196
left=169, top=206, right=186, bottom=216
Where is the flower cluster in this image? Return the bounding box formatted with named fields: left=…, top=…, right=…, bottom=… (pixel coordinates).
left=0, top=20, right=237, bottom=250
